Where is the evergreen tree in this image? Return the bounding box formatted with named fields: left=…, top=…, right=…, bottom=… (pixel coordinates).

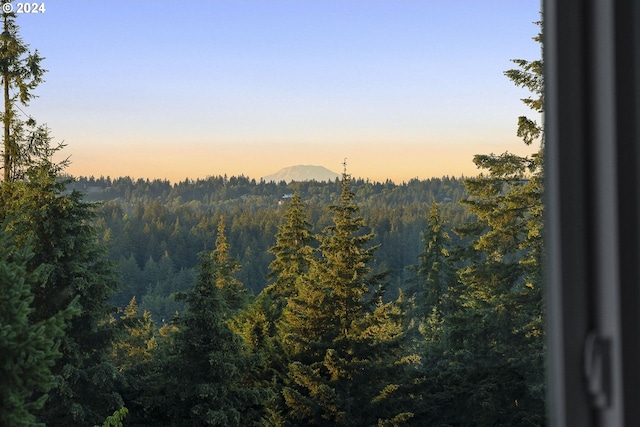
left=407, top=202, right=462, bottom=368
left=120, top=319, right=179, bottom=426
left=279, top=168, right=414, bottom=426
left=209, top=216, right=247, bottom=310
left=148, top=219, right=262, bottom=426
left=404, top=203, right=470, bottom=425
left=0, top=226, right=76, bottom=426
left=266, top=191, right=315, bottom=303
left=112, top=297, right=157, bottom=372
left=0, top=8, right=123, bottom=424
left=230, top=191, right=316, bottom=426
left=93, top=407, right=129, bottom=427
left=111, top=297, right=160, bottom=427
left=1, top=162, right=124, bottom=426
left=0, top=2, right=49, bottom=182
left=448, top=19, right=545, bottom=425
left=414, top=203, right=457, bottom=333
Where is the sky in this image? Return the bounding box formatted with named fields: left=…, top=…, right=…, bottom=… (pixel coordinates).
left=16, top=0, right=541, bottom=183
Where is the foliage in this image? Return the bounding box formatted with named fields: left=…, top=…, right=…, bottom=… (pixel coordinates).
left=78, top=174, right=470, bottom=322
left=266, top=191, right=316, bottom=303
left=230, top=191, right=317, bottom=425
left=141, top=222, right=264, bottom=426
left=0, top=225, right=77, bottom=426
left=0, top=2, right=51, bottom=182
left=0, top=7, right=548, bottom=426
left=1, top=163, right=123, bottom=425
left=111, top=297, right=157, bottom=372
left=443, top=18, right=544, bottom=424
left=278, top=170, right=415, bottom=426
left=0, top=8, right=123, bottom=425
left=4, top=164, right=122, bottom=424
left=94, top=407, right=129, bottom=427
left=209, top=217, right=247, bottom=310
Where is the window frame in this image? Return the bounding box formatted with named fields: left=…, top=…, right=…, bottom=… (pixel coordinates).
left=544, top=0, right=640, bottom=425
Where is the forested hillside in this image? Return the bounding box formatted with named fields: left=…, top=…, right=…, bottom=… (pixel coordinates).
left=67, top=174, right=471, bottom=322
left=1, top=4, right=545, bottom=426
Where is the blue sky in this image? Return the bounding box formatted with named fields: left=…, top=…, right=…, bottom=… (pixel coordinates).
left=17, top=0, right=541, bottom=182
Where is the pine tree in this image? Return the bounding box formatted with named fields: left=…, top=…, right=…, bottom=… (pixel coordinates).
left=149, top=219, right=263, bottom=426
left=279, top=167, right=414, bottom=426
left=0, top=225, right=77, bottom=426
left=447, top=19, right=545, bottom=425
left=406, top=202, right=463, bottom=374
left=414, top=203, right=457, bottom=335
left=1, top=162, right=124, bottom=426
left=93, top=407, right=129, bottom=427
left=210, top=217, right=246, bottom=310
left=110, top=297, right=160, bottom=426
left=266, top=191, right=315, bottom=303
left=0, top=8, right=123, bottom=425
left=121, top=318, right=178, bottom=426
left=241, top=191, right=315, bottom=355
left=230, top=192, right=315, bottom=426
left=112, top=297, right=157, bottom=372
left=0, top=3, right=50, bottom=182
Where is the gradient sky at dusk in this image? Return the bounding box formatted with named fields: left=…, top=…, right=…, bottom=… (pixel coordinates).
left=17, top=0, right=541, bottom=183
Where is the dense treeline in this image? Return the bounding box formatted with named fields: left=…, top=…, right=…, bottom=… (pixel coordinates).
left=1, top=6, right=545, bottom=426
left=70, top=174, right=471, bottom=322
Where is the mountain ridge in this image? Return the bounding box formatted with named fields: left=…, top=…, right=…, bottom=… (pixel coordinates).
left=262, top=165, right=339, bottom=183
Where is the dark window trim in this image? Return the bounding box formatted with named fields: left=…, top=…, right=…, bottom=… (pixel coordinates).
left=544, top=0, right=640, bottom=425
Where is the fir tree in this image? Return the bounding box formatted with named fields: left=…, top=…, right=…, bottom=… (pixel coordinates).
left=279, top=167, right=414, bottom=426
left=150, top=219, right=263, bottom=426
left=111, top=297, right=157, bottom=373
left=110, top=297, right=161, bottom=426
left=414, top=203, right=457, bottom=333
left=1, top=161, right=124, bottom=426
left=0, top=225, right=77, bottom=426
left=447, top=19, right=545, bottom=425
left=407, top=202, right=462, bottom=365
left=230, top=193, right=315, bottom=426
left=240, top=191, right=315, bottom=354
left=122, top=318, right=178, bottom=426
left=0, top=8, right=123, bottom=424
left=0, top=2, right=50, bottom=182
left=93, top=407, right=129, bottom=427
left=266, top=191, right=315, bottom=303
left=210, top=217, right=246, bottom=311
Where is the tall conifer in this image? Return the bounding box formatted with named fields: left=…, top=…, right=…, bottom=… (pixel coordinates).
left=279, top=167, right=414, bottom=426
left=154, top=217, right=262, bottom=426
left=111, top=297, right=159, bottom=426
left=3, top=163, right=125, bottom=426
left=0, top=8, right=123, bottom=424
left=413, top=202, right=459, bottom=347
left=0, top=2, right=49, bottom=182
left=0, top=226, right=76, bottom=426
left=449, top=19, right=545, bottom=425
left=416, top=204, right=454, bottom=311
left=231, top=192, right=315, bottom=425
left=266, top=191, right=314, bottom=303
left=209, top=217, right=246, bottom=310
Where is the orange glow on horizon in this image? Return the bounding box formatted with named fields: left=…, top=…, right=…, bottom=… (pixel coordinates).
left=56, top=136, right=534, bottom=184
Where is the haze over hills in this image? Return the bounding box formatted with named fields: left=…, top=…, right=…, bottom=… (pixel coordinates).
left=262, top=165, right=340, bottom=183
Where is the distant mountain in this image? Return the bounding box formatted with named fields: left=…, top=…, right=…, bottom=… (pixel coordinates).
left=262, top=165, right=340, bottom=183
